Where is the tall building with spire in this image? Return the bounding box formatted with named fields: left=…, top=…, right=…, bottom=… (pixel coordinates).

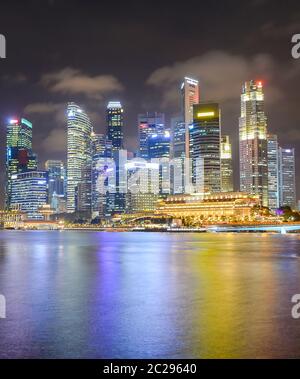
left=107, top=101, right=124, bottom=152
left=239, top=80, right=268, bottom=206
left=181, top=77, right=199, bottom=158
left=66, top=102, right=92, bottom=213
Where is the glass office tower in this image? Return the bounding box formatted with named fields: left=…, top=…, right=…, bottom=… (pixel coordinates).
left=107, top=101, right=124, bottom=151
left=138, top=112, right=165, bottom=159
left=267, top=134, right=279, bottom=210
left=191, top=102, right=221, bottom=193
left=220, top=135, right=234, bottom=192
left=279, top=147, right=296, bottom=209
left=181, top=77, right=199, bottom=158
left=239, top=81, right=268, bottom=206
left=66, top=102, right=92, bottom=213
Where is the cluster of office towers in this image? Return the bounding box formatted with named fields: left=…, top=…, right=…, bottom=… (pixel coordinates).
left=4, top=77, right=297, bottom=220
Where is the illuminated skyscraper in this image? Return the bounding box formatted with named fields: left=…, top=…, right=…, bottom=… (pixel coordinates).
left=181, top=77, right=199, bottom=158
left=67, top=102, right=92, bottom=213
left=5, top=117, right=37, bottom=209
left=278, top=147, right=296, bottom=208
left=91, top=133, right=113, bottom=219
left=220, top=135, right=234, bottom=192
left=10, top=171, right=48, bottom=219
left=171, top=116, right=186, bottom=159
left=107, top=101, right=124, bottom=151
left=148, top=131, right=171, bottom=159
left=114, top=149, right=127, bottom=213
left=138, top=112, right=165, bottom=159
left=45, top=160, right=65, bottom=208
left=92, top=133, right=112, bottom=158
left=191, top=102, right=221, bottom=193
left=239, top=80, right=268, bottom=206
left=267, top=134, right=279, bottom=210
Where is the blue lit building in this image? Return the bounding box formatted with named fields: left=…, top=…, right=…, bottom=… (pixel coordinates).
left=148, top=131, right=170, bottom=159
left=45, top=160, right=66, bottom=209
left=138, top=112, right=165, bottom=159
left=10, top=171, right=48, bottom=220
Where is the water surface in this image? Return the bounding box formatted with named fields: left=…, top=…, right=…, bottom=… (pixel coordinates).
left=0, top=231, right=299, bottom=358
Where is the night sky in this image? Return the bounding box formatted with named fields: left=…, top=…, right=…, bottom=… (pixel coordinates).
left=1, top=0, right=300, bottom=206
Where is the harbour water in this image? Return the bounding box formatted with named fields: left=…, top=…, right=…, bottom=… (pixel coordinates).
left=0, top=230, right=299, bottom=358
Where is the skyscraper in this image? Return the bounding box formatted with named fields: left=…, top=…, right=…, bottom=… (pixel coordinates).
left=138, top=112, right=165, bottom=159
left=239, top=80, right=268, bottom=206
left=171, top=116, right=186, bottom=159
left=267, top=134, right=279, bottom=210
left=92, top=133, right=112, bottom=158
left=67, top=102, right=92, bottom=213
left=113, top=149, right=127, bottom=213
left=181, top=77, right=199, bottom=158
left=5, top=117, right=37, bottom=209
left=91, top=133, right=113, bottom=219
left=220, top=135, right=234, bottom=192
left=45, top=160, right=65, bottom=208
left=107, top=101, right=124, bottom=151
left=148, top=131, right=171, bottom=159
left=278, top=147, right=296, bottom=209
left=191, top=102, right=221, bottom=193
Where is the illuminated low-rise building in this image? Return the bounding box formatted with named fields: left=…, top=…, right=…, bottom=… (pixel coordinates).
left=156, top=192, right=260, bottom=222
left=10, top=171, right=48, bottom=220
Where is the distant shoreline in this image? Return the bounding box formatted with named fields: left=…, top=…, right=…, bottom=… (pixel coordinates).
left=1, top=225, right=300, bottom=234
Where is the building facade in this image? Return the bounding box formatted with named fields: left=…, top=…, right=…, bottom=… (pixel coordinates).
left=156, top=192, right=260, bottom=222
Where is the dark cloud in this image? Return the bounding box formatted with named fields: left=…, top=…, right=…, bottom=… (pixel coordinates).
left=40, top=68, right=124, bottom=100
left=147, top=51, right=283, bottom=110
left=42, top=128, right=66, bottom=154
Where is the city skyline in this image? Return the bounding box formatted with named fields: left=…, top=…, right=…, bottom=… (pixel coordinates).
left=3, top=76, right=298, bottom=220
left=1, top=1, right=300, bottom=206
